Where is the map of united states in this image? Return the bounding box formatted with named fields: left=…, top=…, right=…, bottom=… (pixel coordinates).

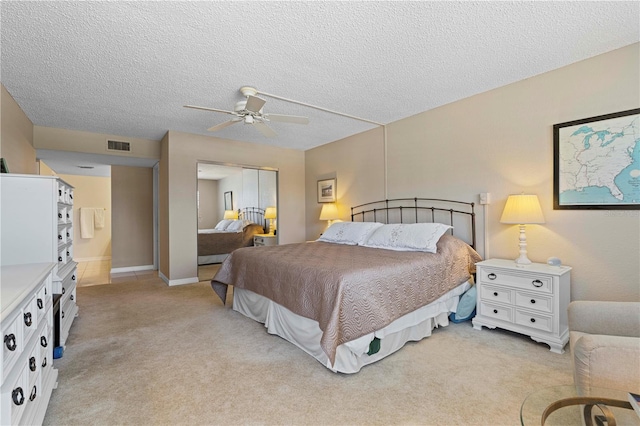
left=559, top=114, right=640, bottom=205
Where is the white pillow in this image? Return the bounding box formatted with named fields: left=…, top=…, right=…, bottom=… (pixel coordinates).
left=362, top=223, right=452, bottom=253
left=214, top=219, right=233, bottom=231
left=317, top=222, right=383, bottom=245
left=225, top=220, right=245, bottom=232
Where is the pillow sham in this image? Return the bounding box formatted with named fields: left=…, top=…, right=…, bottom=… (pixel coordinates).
left=362, top=223, right=452, bottom=253
left=225, top=220, right=248, bottom=232
left=214, top=219, right=234, bottom=231
left=317, top=222, right=383, bottom=246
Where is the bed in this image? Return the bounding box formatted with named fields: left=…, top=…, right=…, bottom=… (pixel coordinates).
left=197, top=207, right=266, bottom=265
left=211, top=198, right=482, bottom=373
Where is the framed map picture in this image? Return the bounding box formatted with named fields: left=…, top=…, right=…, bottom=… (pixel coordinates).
left=554, top=108, right=640, bottom=210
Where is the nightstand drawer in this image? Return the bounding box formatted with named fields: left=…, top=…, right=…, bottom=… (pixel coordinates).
left=515, top=291, right=552, bottom=313
left=479, top=302, right=513, bottom=323
left=515, top=309, right=553, bottom=333
left=253, top=234, right=276, bottom=247
left=480, top=285, right=512, bottom=304
left=480, top=268, right=552, bottom=294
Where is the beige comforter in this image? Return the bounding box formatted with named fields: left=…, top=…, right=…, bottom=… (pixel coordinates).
left=212, top=234, right=481, bottom=364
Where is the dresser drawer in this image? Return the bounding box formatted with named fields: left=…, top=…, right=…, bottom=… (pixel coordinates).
left=515, top=291, right=553, bottom=313
left=479, top=302, right=513, bottom=323
left=2, top=315, right=23, bottom=382
left=3, top=364, right=29, bottom=425
left=479, top=268, right=552, bottom=294
left=515, top=309, right=553, bottom=333
left=480, top=285, right=513, bottom=304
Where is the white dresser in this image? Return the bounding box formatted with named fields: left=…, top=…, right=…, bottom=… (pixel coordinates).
left=0, top=174, right=78, bottom=348
left=1, top=263, right=58, bottom=425
left=472, top=259, right=571, bottom=354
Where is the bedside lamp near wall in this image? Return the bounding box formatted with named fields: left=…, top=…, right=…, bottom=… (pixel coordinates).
left=264, top=207, right=277, bottom=235
left=223, top=210, right=238, bottom=220
left=500, top=194, right=545, bottom=266
left=319, top=203, right=339, bottom=228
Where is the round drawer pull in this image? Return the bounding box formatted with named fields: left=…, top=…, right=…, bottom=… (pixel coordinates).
left=37, top=298, right=44, bottom=309
left=62, top=287, right=66, bottom=294
left=4, top=333, right=17, bottom=351
left=40, top=336, right=48, bottom=348
left=70, top=295, right=75, bottom=301
left=72, top=275, right=76, bottom=281
left=530, top=299, right=536, bottom=304
left=24, top=312, right=32, bottom=327
left=488, top=273, right=497, bottom=280
left=12, top=387, right=24, bottom=406
left=58, top=213, right=62, bottom=219
left=42, top=357, right=47, bottom=368
left=493, top=291, right=498, bottom=297
left=493, top=309, right=498, bottom=314
left=530, top=318, right=536, bottom=323
left=29, top=385, right=37, bottom=402
left=532, top=279, right=543, bottom=288
left=62, top=311, right=65, bottom=319
left=59, top=256, right=63, bottom=262
left=29, top=356, right=37, bottom=372
left=58, top=234, right=63, bottom=240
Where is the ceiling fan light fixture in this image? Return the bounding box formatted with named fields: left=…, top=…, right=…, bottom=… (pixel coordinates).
left=244, top=115, right=254, bottom=124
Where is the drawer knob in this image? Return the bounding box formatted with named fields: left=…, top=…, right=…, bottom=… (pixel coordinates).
left=29, top=385, right=37, bottom=402
left=62, top=311, right=65, bottom=319
left=71, top=295, right=75, bottom=301
left=59, top=256, right=63, bottom=262
left=58, top=213, right=62, bottom=219
left=29, top=356, right=37, bottom=372
left=62, top=287, right=66, bottom=294
left=12, top=387, right=25, bottom=406
left=42, top=357, right=47, bottom=368
left=37, top=298, right=43, bottom=309
left=493, top=309, right=498, bottom=314
left=24, top=312, right=32, bottom=327
left=72, top=275, right=76, bottom=281
left=532, top=279, right=543, bottom=288
left=530, top=299, right=536, bottom=304
left=4, top=333, right=17, bottom=351
left=58, top=234, right=63, bottom=240
left=488, top=273, right=497, bottom=280
left=40, top=336, right=48, bottom=348
left=530, top=318, right=536, bottom=323
left=493, top=291, right=498, bottom=297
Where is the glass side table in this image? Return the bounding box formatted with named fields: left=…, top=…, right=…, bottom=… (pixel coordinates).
left=521, top=385, right=639, bottom=426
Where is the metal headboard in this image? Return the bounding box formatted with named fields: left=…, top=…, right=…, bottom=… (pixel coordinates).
left=238, top=207, right=267, bottom=230
left=351, top=197, right=476, bottom=250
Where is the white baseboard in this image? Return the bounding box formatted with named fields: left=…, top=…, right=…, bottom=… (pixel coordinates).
left=75, top=256, right=112, bottom=262
left=110, top=264, right=154, bottom=274
left=158, top=271, right=199, bottom=286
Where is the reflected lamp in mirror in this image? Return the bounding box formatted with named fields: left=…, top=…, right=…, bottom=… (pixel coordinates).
left=264, top=206, right=277, bottom=235
left=319, top=203, right=339, bottom=228
left=223, top=210, right=238, bottom=220
left=500, top=194, right=545, bottom=266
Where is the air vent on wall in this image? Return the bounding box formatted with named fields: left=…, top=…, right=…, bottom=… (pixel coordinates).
left=107, top=140, right=131, bottom=152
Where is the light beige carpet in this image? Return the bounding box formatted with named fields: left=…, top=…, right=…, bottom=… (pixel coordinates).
left=44, top=275, right=573, bottom=425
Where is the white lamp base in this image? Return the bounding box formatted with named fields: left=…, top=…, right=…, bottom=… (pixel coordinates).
left=514, top=224, right=532, bottom=267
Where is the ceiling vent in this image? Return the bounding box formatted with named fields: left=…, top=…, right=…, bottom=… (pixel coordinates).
left=107, top=140, right=131, bottom=152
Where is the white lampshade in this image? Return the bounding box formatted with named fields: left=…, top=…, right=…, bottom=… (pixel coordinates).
left=500, top=194, right=545, bottom=224
left=264, top=207, right=277, bottom=219
left=319, top=203, right=339, bottom=221
left=223, top=210, right=238, bottom=220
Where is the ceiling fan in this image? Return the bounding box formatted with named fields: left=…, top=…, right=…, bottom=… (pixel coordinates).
left=184, top=86, right=309, bottom=138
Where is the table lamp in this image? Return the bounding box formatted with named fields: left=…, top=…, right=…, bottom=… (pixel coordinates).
left=264, top=206, right=277, bottom=235
left=223, top=210, right=238, bottom=220
left=319, top=203, right=339, bottom=227
left=500, top=194, right=545, bottom=266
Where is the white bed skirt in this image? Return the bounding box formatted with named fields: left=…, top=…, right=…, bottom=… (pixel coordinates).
left=232, top=280, right=470, bottom=374
left=198, top=254, right=228, bottom=265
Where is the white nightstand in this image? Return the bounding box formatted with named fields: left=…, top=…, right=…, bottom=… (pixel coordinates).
left=472, top=259, right=571, bottom=354
left=253, top=234, right=276, bottom=247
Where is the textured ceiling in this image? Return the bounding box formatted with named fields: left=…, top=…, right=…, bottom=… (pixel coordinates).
left=2, top=1, right=638, bottom=152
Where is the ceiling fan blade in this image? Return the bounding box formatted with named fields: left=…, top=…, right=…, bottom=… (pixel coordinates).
left=245, top=95, right=266, bottom=113
left=184, top=105, right=236, bottom=115
left=252, top=121, right=277, bottom=138
left=207, top=119, right=241, bottom=132
left=264, top=114, right=309, bottom=125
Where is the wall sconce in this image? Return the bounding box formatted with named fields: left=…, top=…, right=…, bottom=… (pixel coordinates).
left=264, top=206, right=277, bottom=235
left=500, top=194, right=545, bottom=266
left=223, top=210, right=238, bottom=220
left=319, top=203, right=339, bottom=227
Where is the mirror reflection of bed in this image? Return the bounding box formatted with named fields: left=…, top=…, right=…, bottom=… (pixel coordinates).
left=197, top=162, right=277, bottom=281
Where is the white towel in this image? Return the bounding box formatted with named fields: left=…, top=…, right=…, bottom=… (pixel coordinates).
left=94, top=208, right=105, bottom=229
left=80, top=208, right=95, bottom=238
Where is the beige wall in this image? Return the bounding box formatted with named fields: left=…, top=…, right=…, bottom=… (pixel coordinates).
left=160, top=131, right=305, bottom=284
left=197, top=179, right=219, bottom=229
left=37, top=160, right=57, bottom=176
left=1, top=85, right=37, bottom=174
left=58, top=174, right=112, bottom=261
left=305, top=43, right=640, bottom=302
left=111, top=165, right=154, bottom=269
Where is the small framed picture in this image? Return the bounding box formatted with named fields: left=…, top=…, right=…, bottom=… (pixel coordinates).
left=317, top=178, right=336, bottom=203
left=224, top=191, right=233, bottom=210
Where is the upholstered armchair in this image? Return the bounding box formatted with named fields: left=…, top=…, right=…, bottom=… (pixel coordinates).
left=567, top=301, right=640, bottom=394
